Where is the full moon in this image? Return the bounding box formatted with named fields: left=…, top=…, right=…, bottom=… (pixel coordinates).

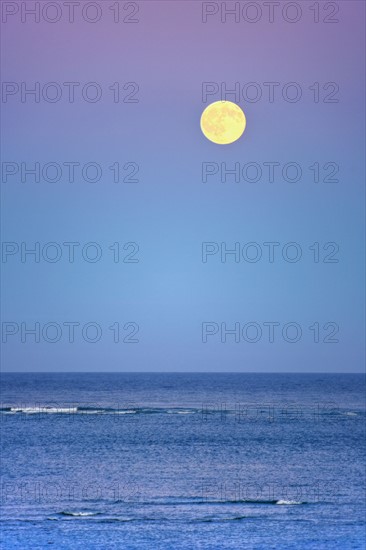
left=200, top=101, right=246, bottom=145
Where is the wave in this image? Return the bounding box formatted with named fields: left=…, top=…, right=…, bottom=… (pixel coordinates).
left=198, top=515, right=248, bottom=522
left=7, top=407, right=78, bottom=414
left=59, top=511, right=100, bottom=517
left=49, top=515, right=152, bottom=523
left=114, top=498, right=306, bottom=506
left=275, top=500, right=303, bottom=505
left=100, top=515, right=249, bottom=523
left=2, top=404, right=359, bottom=417
left=208, top=499, right=305, bottom=506
left=0, top=406, right=199, bottom=416
left=49, top=511, right=297, bottom=524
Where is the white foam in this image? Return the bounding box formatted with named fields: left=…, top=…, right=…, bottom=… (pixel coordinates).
left=62, top=511, right=97, bottom=517
left=276, top=500, right=302, bottom=505
left=10, top=407, right=78, bottom=414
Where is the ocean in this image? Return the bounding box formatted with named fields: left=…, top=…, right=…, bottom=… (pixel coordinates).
left=0, top=373, right=365, bottom=549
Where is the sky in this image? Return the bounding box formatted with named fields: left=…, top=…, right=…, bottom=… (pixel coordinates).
left=1, top=0, right=365, bottom=372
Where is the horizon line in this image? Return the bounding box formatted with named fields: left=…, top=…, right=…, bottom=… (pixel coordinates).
left=0, top=371, right=364, bottom=375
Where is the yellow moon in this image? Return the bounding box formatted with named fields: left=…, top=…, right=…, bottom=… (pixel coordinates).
left=200, top=101, right=246, bottom=144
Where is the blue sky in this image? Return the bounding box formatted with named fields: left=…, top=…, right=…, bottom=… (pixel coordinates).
left=1, top=1, right=365, bottom=371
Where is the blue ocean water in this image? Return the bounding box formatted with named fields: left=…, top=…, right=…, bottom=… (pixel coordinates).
left=0, top=373, right=365, bottom=549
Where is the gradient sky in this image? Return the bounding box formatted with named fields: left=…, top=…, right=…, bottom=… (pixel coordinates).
left=1, top=0, right=365, bottom=372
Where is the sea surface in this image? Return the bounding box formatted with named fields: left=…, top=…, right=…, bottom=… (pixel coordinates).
left=0, top=373, right=365, bottom=549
